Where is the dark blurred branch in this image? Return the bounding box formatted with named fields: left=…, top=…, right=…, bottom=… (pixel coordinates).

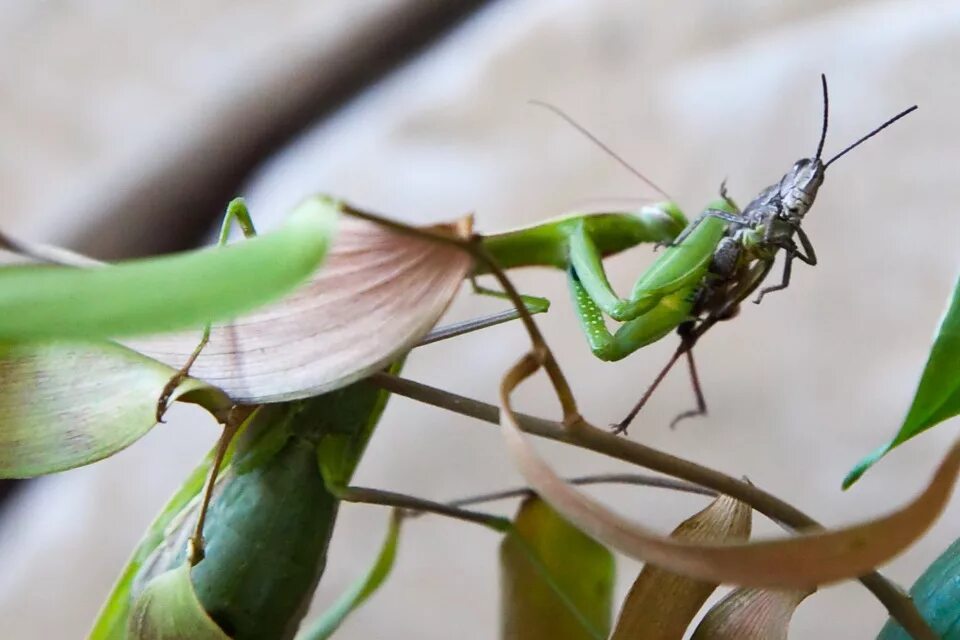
left=73, top=1, right=491, bottom=259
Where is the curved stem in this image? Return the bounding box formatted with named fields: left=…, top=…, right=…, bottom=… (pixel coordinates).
left=370, top=371, right=935, bottom=640
left=444, top=473, right=715, bottom=509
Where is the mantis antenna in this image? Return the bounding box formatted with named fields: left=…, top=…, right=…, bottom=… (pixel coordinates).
left=528, top=100, right=673, bottom=200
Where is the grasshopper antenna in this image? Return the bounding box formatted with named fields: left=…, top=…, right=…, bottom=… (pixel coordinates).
left=814, top=73, right=829, bottom=160
left=529, top=100, right=673, bottom=200
left=824, top=104, right=918, bottom=169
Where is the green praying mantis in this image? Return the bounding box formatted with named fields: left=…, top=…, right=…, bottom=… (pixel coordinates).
left=82, top=196, right=682, bottom=638
left=537, top=75, right=917, bottom=433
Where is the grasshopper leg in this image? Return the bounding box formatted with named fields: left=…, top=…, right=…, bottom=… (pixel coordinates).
left=754, top=251, right=795, bottom=304
left=668, top=347, right=708, bottom=428
left=613, top=322, right=704, bottom=434
left=718, top=179, right=740, bottom=213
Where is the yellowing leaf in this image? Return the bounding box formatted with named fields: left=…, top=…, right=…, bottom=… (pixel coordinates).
left=129, top=214, right=473, bottom=403
left=611, top=495, right=751, bottom=640
left=499, top=353, right=960, bottom=588
left=500, top=497, right=614, bottom=640
left=0, top=341, right=225, bottom=478
left=690, top=587, right=814, bottom=639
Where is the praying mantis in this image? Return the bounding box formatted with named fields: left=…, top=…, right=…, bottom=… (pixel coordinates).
left=1, top=182, right=941, bottom=638
left=87, top=198, right=681, bottom=639
left=542, top=75, right=917, bottom=432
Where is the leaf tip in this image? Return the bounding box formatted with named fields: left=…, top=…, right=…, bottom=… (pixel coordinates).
left=843, top=443, right=890, bottom=490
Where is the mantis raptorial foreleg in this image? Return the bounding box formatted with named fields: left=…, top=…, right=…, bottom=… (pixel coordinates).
left=568, top=267, right=694, bottom=363
left=155, top=198, right=259, bottom=421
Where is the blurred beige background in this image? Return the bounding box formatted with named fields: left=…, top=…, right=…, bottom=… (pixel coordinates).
left=2, top=1, right=959, bottom=638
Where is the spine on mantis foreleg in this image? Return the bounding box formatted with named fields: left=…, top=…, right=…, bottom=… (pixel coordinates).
left=118, top=375, right=395, bottom=640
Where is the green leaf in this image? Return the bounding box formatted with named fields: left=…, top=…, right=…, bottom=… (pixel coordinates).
left=296, top=512, right=402, bottom=640
left=500, top=497, right=615, bottom=640
left=87, top=432, right=246, bottom=640
left=877, top=535, right=960, bottom=639
left=845, top=275, right=960, bottom=487
left=127, top=565, right=232, bottom=640
left=0, top=340, right=225, bottom=478
left=0, top=196, right=337, bottom=340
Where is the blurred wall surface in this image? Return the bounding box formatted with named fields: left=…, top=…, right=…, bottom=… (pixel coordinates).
left=2, top=1, right=960, bottom=638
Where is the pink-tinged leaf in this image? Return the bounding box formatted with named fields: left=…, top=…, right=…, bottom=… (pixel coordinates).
left=690, top=587, right=814, bottom=639
left=498, top=354, right=960, bottom=588
left=611, top=495, right=752, bottom=640
left=128, top=213, right=473, bottom=404
left=0, top=341, right=226, bottom=478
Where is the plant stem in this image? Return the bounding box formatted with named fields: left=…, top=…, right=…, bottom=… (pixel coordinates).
left=341, top=204, right=583, bottom=425
left=370, top=371, right=935, bottom=640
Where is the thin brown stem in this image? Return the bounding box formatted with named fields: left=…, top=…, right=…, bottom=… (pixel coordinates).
left=341, top=203, right=582, bottom=426
left=337, top=485, right=511, bottom=532
left=445, top=473, right=715, bottom=509
left=370, top=371, right=935, bottom=640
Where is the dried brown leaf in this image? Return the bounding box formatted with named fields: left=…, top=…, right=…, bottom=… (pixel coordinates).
left=690, top=587, right=814, bottom=639
left=129, top=215, right=473, bottom=404
left=499, top=354, right=960, bottom=588
left=610, top=495, right=752, bottom=640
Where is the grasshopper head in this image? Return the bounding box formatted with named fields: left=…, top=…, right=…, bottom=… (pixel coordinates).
left=777, top=157, right=825, bottom=224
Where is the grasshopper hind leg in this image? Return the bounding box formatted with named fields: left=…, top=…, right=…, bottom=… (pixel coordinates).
left=611, top=322, right=707, bottom=434
left=668, top=339, right=708, bottom=428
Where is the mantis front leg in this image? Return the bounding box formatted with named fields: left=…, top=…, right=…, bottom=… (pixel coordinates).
left=568, top=266, right=694, bottom=363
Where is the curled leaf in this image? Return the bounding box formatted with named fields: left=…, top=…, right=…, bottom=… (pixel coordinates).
left=499, top=353, right=960, bottom=588
left=128, top=565, right=231, bottom=640
left=611, top=494, right=751, bottom=639
left=846, top=274, right=960, bottom=487
left=690, top=587, right=814, bottom=639
left=500, top=496, right=615, bottom=640
left=129, top=211, right=473, bottom=403
left=0, top=197, right=336, bottom=340
left=0, top=341, right=226, bottom=478
left=297, top=511, right=402, bottom=640
left=89, top=446, right=222, bottom=640
left=877, top=535, right=960, bottom=639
